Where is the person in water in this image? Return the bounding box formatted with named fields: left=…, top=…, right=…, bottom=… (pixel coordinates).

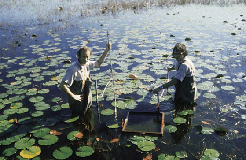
left=153, top=43, right=197, bottom=105
left=59, top=43, right=111, bottom=115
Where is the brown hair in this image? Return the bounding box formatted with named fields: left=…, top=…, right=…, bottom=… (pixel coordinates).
left=173, top=43, right=188, bottom=56
left=77, top=46, right=92, bottom=57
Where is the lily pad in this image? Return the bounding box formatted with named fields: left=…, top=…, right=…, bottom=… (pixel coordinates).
left=31, top=128, right=50, bottom=138
left=14, top=138, right=35, bottom=149
left=64, top=116, right=79, bottom=123
left=2, top=147, right=17, bottom=157
left=111, top=100, right=126, bottom=109
left=29, top=96, right=44, bottom=103
left=177, top=110, right=193, bottom=116
left=165, top=125, right=177, bottom=133
left=158, top=154, right=179, bottom=160
left=20, top=146, right=41, bottom=159
left=38, top=135, right=59, bottom=145
left=101, top=108, right=114, bottom=115
left=76, top=146, right=94, bottom=157
left=67, top=131, right=83, bottom=141
left=31, top=111, right=44, bottom=117
left=215, top=127, right=228, bottom=136
left=53, top=147, right=73, bottom=160
left=51, top=97, right=62, bottom=103
left=176, top=151, right=187, bottom=158
left=137, top=141, right=155, bottom=151
left=204, top=149, right=220, bottom=158
left=173, top=117, right=187, bottom=125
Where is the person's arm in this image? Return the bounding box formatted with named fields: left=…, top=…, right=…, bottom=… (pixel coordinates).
left=95, top=43, right=111, bottom=67
left=153, top=78, right=179, bottom=94
left=59, top=81, right=83, bottom=101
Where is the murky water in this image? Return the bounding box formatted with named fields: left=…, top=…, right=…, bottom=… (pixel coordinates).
left=0, top=0, right=246, bottom=159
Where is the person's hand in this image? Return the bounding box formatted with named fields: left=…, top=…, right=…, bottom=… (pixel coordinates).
left=106, top=42, right=111, bottom=50
left=167, top=67, right=173, bottom=72
left=73, top=94, right=84, bottom=101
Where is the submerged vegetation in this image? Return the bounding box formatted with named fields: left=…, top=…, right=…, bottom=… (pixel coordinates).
left=0, top=0, right=246, bottom=159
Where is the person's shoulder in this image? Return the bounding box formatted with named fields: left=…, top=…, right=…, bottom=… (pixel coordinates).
left=67, top=62, right=80, bottom=72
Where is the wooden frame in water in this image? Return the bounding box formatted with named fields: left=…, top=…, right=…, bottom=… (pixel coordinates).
left=122, top=112, right=165, bottom=135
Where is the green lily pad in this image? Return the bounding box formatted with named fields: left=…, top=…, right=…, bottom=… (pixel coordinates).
left=29, top=96, right=44, bottom=103
left=64, top=116, right=79, bottom=123
left=17, top=108, right=29, bottom=114
left=158, top=154, right=179, bottom=160
left=130, top=135, right=146, bottom=145
left=111, top=100, right=126, bottom=109
left=177, top=110, right=193, bottom=116
left=38, top=135, right=59, bottom=145
left=203, top=93, right=216, bottom=99
left=67, top=131, right=83, bottom=141
left=34, top=102, right=50, bottom=110
left=106, top=119, right=120, bottom=129
left=173, top=117, right=187, bottom=124
left=176, top=151, right=187, bottom=158
left=14, top=138, right=35, bottom=149
left=11, top=102, right=23, bottom=108
left=221, top=86, right=235, bottom=90
left=204, top=149, right=220, bottom=158
left=53, top=147, right=73, bottom=160
left=31, top=111, right=44, bottom=117
left=38, top=89, right=50, bottom=94
left=0, top=103, right=5, bottom=110
left=51, top=105, right=62, bottom=111
left=165, top=125, right=177, bottom=133
left=76, top=146, right=94, bottom=157
left=51, top=97, right=62, bottom=103
left=196, top=125, right=214, bottom=135
left=101, top=109, right=114, bottom=115
left=20, top=146, right=41, bottom=159
left=61, top=103, right=70, bottom=108
left=137, top=141, right=155, bottom=151
left=201, top=127, right=214, bottom=134
left=2, top=147, right=17, bottom=157
left=31, top=128, right=50, bottom=138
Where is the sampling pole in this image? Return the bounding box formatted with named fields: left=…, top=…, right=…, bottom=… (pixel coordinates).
left=107, top=30, right=117, bottom=119
left=95, top=79, right=101, bottom=123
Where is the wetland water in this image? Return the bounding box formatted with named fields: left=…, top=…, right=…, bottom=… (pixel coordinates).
left=0, top=0, right=246, bottom=159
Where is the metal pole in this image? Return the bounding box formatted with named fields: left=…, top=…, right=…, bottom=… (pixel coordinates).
left=107, top=30, right=117, bottom=119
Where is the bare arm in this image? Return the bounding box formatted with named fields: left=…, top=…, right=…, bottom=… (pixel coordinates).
left=153, top=78, right=179, bottom=94
left=95, top=43, right=111, bottom=67
left=59, top=81, right=83, bottom=101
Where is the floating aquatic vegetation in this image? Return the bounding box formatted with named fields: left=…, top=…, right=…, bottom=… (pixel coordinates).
left=195, top=125, right=214, bottom=134
left=201, top=149, right=220, bottom=159
left=76, top=146, right=94, bottom=157
left=137, top=141, right=155, bottom=152
left=31, top=128, right=50, bottom=138
left=64, top=116, right=79, bottom=123
left=176, top=151, right=187, bottom=159
left=53, top=147, right=73, bottom=160
left=173, top=117, right=187, bottom=125
left=2, top=147, right=17, bottom=157
left=215, top=127, right=228, bottom=136
left=67, top=131, right=83, bottom=141
left=158, top=154, right=179, bottom=160
left=20, top=146, right=41, bottom=159
left=130, top=135, right=157, bottom=152
left=14, top=138, right=35, bottom=149
left=165, top=125, right=177, bottom=133
left=101, top=108, right=114, bottom=115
